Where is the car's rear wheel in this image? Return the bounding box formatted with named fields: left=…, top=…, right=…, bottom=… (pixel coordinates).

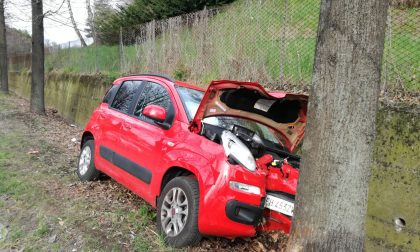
left=77, top=139, right=100, bottom=181
left=157, top=176, right=202, bottom=248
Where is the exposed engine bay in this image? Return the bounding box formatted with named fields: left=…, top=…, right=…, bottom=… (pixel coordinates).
left=201, top=118, right=301, bottom=169
left=187, top=81, right=308, bottom=234
left=201, top=117, right=300, bottom=222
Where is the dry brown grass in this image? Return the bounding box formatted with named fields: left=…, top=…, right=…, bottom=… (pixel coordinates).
left=391, top=0, right=420, bottom=8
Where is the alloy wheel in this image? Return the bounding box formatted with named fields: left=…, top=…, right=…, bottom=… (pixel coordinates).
left=78, top=145, right=92, bottom=176
left=160, top=187, right=189, bottom=237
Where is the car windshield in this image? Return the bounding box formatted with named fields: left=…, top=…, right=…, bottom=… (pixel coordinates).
left=203, top=116, right=285, bottom=147
left=176, top=85, right=204, bottom=121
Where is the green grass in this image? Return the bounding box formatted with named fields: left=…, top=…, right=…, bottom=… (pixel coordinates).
left=46, top=45, right=121, bottom=75
left=0, top=135, right=32, bottom=200
left=36, top=0, right=419, bottom=91
left=0, top=134, right=49, bottom=250
left=0, top=95, right=170, bottom=251
left=34, top=220, right=49, bottom=238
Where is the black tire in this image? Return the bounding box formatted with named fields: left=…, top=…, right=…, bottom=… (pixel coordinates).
left=157, top=176, right=202, bottom=248
left=77, top=139, right=100, bottom=181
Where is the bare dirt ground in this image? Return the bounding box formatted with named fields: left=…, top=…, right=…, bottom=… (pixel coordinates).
left=0, top=93, right=287, bottom=251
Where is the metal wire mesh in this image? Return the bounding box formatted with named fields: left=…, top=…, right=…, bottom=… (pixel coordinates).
left=118, top=0, right=320, bottom=86
left=8, top=0, right=420, bottom=91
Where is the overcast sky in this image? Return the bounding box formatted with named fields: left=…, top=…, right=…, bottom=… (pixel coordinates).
left=5, top=0, right=121, bottom=45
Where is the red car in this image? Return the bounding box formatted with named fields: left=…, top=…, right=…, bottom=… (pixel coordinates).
left=77, top=74, right=308, bottom=247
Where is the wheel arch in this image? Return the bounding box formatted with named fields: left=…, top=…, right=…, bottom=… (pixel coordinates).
left=157, top=166, right=201, bottom=205
left=160, top=167, right=195, bottom=191
left=80, top=131, right=94, bottom=149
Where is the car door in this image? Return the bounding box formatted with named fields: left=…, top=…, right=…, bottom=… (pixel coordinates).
left=118, top=80, right=176, bottom=203
left=96, top=80, right=143, bottom=177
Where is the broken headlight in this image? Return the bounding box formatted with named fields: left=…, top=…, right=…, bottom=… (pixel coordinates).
left=221, top=130, right=257, bottom=172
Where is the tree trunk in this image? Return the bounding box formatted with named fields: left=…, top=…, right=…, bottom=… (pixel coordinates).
left=86, top=0, right=94, bottom=37
left=31, top=0, right=45, bottom=114
left=0, top=0, right=8, bottom=94
left=86, top=0, right=97, bottom=44
left=67, top=0, right=87, bottom=47
left=86, top=0, right=93, bottom=21
left=286, top=0, right=389, bottom=251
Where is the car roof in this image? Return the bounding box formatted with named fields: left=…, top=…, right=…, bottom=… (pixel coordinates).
left=112, top=74, right=206, bottom=91
left=113, top=75, right=290, bottom=96
left=113, top=74, right=174, bottom=85
left=174, top=81, right=206, bottom=92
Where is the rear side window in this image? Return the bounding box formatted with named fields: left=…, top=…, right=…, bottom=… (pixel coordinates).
left=111, top=81, right=142, bottom=114
left=102, top=84, right=119, bottom=104
left=134, top=82, right=172, bottom=120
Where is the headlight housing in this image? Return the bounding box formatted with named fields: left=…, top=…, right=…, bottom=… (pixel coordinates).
left=221, top=130, right=256, bottom=172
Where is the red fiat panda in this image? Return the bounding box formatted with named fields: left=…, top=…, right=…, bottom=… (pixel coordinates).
left=77, top=74, right=307, bottom=247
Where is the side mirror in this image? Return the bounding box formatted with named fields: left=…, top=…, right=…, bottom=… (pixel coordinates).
left=143, top=105, right=166, bottom=122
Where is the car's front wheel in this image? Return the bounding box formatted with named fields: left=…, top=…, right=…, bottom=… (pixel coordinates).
left=157, top=176, right=202, bottom=248
left=77, top=139, right=100, bottom=181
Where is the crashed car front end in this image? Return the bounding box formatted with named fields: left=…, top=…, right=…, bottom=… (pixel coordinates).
left=188, top=80, right=307, bottom=237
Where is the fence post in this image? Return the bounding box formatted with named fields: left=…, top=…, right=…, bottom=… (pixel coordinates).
left=119, top=27, right=124, bottom=73
left=279, top=0, right=289, bottom=84
left=383, top=11, right=392, bottom=93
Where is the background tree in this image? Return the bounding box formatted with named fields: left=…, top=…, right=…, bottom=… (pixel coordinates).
left=286, top=0, right=389, bottom=251
left=67, top=0, right=87, bottom=47
left=6, top=27, right=31, bottom=54
left=30, top=0, right=45, bottom=114
left=0, top=0, right=8, bottom=94
left=85, top=0, right=116, bottom=44
left=85, top=0, right=94, bottom=42
left=91, top=0, right=236, bottom=45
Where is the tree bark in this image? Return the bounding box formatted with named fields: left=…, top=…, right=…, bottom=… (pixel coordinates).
left=86, top=0, right=94, bottom=32
left=31, top=0, right=45, bottom=114
left=67, top=0, right=87, bottom=47
left=286, top=0, right=389, bottom=251
left=86, top=0, right=96, bottom=44
left=0, top=0, right=8, bottom=94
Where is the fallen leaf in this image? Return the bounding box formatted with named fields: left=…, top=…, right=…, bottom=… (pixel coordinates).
left=257, top=241, right=266, bottom=252
left=271, top=232, right=279, bottom=242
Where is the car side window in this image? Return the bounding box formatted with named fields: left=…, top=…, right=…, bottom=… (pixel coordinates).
left=102, top=84, right=119, bottom=104
left=134, top=82, right=172, bottom=121
left=111, top=81, right=142, bottom=114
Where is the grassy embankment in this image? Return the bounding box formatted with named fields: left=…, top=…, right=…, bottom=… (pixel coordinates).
left=0, top=94, right=165, bottom=251
left=44, top=0, right=419, bottom=90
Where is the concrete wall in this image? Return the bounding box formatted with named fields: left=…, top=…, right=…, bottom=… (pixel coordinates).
left=9, top=71, right=112, bottom=126
left=8, top=72, right=420, bottom=251
left=366, top=107, right=419, bottom=251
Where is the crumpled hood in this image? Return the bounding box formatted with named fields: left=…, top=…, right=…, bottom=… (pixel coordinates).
left=190, top=80, right=308, bottom=152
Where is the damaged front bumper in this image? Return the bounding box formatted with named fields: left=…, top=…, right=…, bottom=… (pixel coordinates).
left=198, top=157, right=298, bottom=237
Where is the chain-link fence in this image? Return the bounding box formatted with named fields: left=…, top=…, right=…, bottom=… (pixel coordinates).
left=117, top=0, right=320, bottom=87
left=8, top=0, right=420, bottom=91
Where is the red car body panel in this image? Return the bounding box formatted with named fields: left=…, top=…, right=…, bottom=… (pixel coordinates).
left=266, top=162, right=299, bottom=195
left=82, top=75, right=307, bottom=238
